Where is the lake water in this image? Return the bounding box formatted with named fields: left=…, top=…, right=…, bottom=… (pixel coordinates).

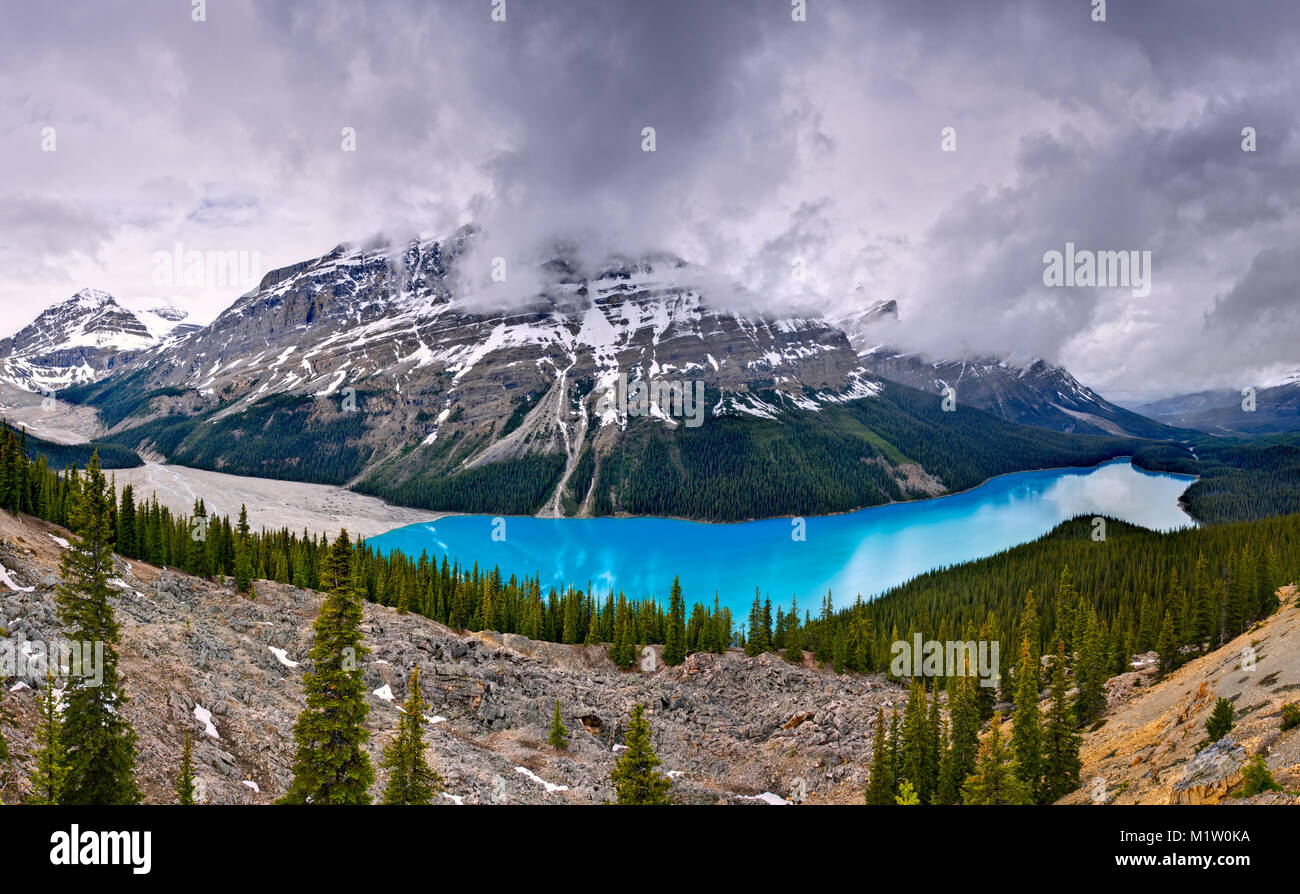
left=365, top=459, right=1195, bottom=617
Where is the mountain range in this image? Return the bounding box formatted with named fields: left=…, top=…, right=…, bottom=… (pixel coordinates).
left=8, top=229, right=1290, bottom=521
left=1132, top=376, right=1300, bottom=435
left=834, top=299, right=1195, bottom=440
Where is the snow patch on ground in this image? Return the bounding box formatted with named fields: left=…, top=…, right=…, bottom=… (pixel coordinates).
left=741, top=792, right=790, bottom=805
left=0, top=564, right=33, bottom=592
left=268, top=646, right=299, bottom=668
left=515, top=766, right=569, bottom=793
left=373, top=684, right=395, bottom=701
left=193, top=704, right=220, bottom=739
left=46, top=534, right=69, bottom=548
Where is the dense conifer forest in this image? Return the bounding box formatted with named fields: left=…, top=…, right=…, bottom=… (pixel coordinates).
left=1134, top=434, right=1300, bottom=524
left=5, top=418, right=1294, bottom=689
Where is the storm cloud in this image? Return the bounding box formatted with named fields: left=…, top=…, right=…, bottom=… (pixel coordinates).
left=1, top=0, right=1298, bottom=401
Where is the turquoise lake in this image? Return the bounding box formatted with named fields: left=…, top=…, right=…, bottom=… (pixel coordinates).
left=365, top=459, right=1195, bottom=618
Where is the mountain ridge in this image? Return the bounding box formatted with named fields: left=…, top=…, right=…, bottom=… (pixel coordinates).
left=4, top=233, right=1192, bottom=520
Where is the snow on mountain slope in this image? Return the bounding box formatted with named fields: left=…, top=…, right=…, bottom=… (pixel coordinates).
left=136, top=305, right=202, bottom=343
left=54, top=231, right=886, bottom=513
left=0, top=289, right=160, bottom=392
left=833, top=298, right=1182, bottom=439
left=119, top=234, right=870, bottom=427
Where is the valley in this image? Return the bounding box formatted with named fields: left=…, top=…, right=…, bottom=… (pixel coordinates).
left=111, top=462, right=438, bottom=541
left=10, top=236, right=1204, bottom=524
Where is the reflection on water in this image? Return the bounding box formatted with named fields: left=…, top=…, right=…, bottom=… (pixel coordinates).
left=366, top=459, right=1194, bottom=617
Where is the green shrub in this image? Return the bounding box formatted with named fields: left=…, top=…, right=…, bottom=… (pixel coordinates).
left=1240, top=755, right=1282, bottom=797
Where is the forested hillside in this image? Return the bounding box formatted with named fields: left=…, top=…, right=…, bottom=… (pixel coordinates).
left=843, top=514, right=1297, bottom=680
left=1135, top=434, right=1300, bottom=524
left=583, top=382, right=1149, bottom=521
left=0, top=420, right=140, bottom=471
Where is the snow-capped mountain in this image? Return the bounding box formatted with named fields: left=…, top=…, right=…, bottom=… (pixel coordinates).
left=0, top=289, right=159, bottom=393
left=59, top=230, right=898, bottom=514
left=833, top=299, right=1182, bottom=439
left=45, top=231, right=1183, bottom=519
left=133, top=232, right=879, bottom=434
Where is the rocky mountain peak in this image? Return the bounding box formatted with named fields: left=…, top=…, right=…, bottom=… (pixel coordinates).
left=0, top=289, right=158, bottom=392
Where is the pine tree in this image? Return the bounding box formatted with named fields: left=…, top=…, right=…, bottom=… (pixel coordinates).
left=974, top=613, right=998, bottom=720
left=176, top=731, right=197, bottom=805
left=1191, top=552, right=1214, bottom=646
left=1205, top=697, right=1234, bottom=742
left=610, top=704, right=671, bottom=805
left=815, top=592, right=834, bottom=665
left=55, top=453, right=141, bottom=805
left=961, top=714, right=1031, bottom=805
left=888, top=706, right=901, bottom=784
left=280, top=529, right=374, bottom=804
left=899, top=679, right=931, bottom=802
left=611, top=608, right=636, bottom=669
left=186, top=498, right=210, bottom=577
left=380, top=666, right=442, bottom=805
left=116, top=484, right=137, bottom=558
left=548, top=699, right=569, bottom=750
left=1039, top=642, right=1081, bottom=803
left=864, top=707, right=895, bottom=804
left=1240, top=755, right=1281, bottom=796
left=1073, top=607, right=1108, bottom=726
left=662, top=577, right=686, bottom=666
left=894, top=779, right=920, bottom=805
left=1010, top=635, right=1041, bottom=801
left=832, top=626, right=849, bottom=674
left=784, top=596, right=802, bottom=663
left=27, top=674, right=67, bottom=805
left=938, top=672, right=979, bottom=805
left=745, top=590, right=766, bottom=655
left=234, top=505, right=253, bottom=594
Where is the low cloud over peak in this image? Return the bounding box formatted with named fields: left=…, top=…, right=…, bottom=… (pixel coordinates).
left=2, top=0, right=1299, bottom=401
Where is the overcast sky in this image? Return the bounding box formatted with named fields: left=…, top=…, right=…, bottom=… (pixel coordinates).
left=2, top=0, right=1298, bottom=402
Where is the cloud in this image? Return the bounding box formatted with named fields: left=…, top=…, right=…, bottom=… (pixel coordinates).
left=1, top=0, right=1298, bottom=401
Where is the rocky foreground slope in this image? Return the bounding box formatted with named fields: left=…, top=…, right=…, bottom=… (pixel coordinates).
left=1062, top=584, right=1300, bottom=805
left=0, top=508, right=898, bottom=805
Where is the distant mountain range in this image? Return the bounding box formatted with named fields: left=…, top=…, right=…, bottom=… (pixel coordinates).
left=0, top=232, right=1228, bottom=520
left=0, top=289, right=197, bottom=393
left=834, top=299, right=1193, bottom=440
left=1132, top=377, right=1300, bottom=435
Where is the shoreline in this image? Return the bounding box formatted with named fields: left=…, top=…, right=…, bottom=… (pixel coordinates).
left=377, top=453, right=1199, bottom=533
